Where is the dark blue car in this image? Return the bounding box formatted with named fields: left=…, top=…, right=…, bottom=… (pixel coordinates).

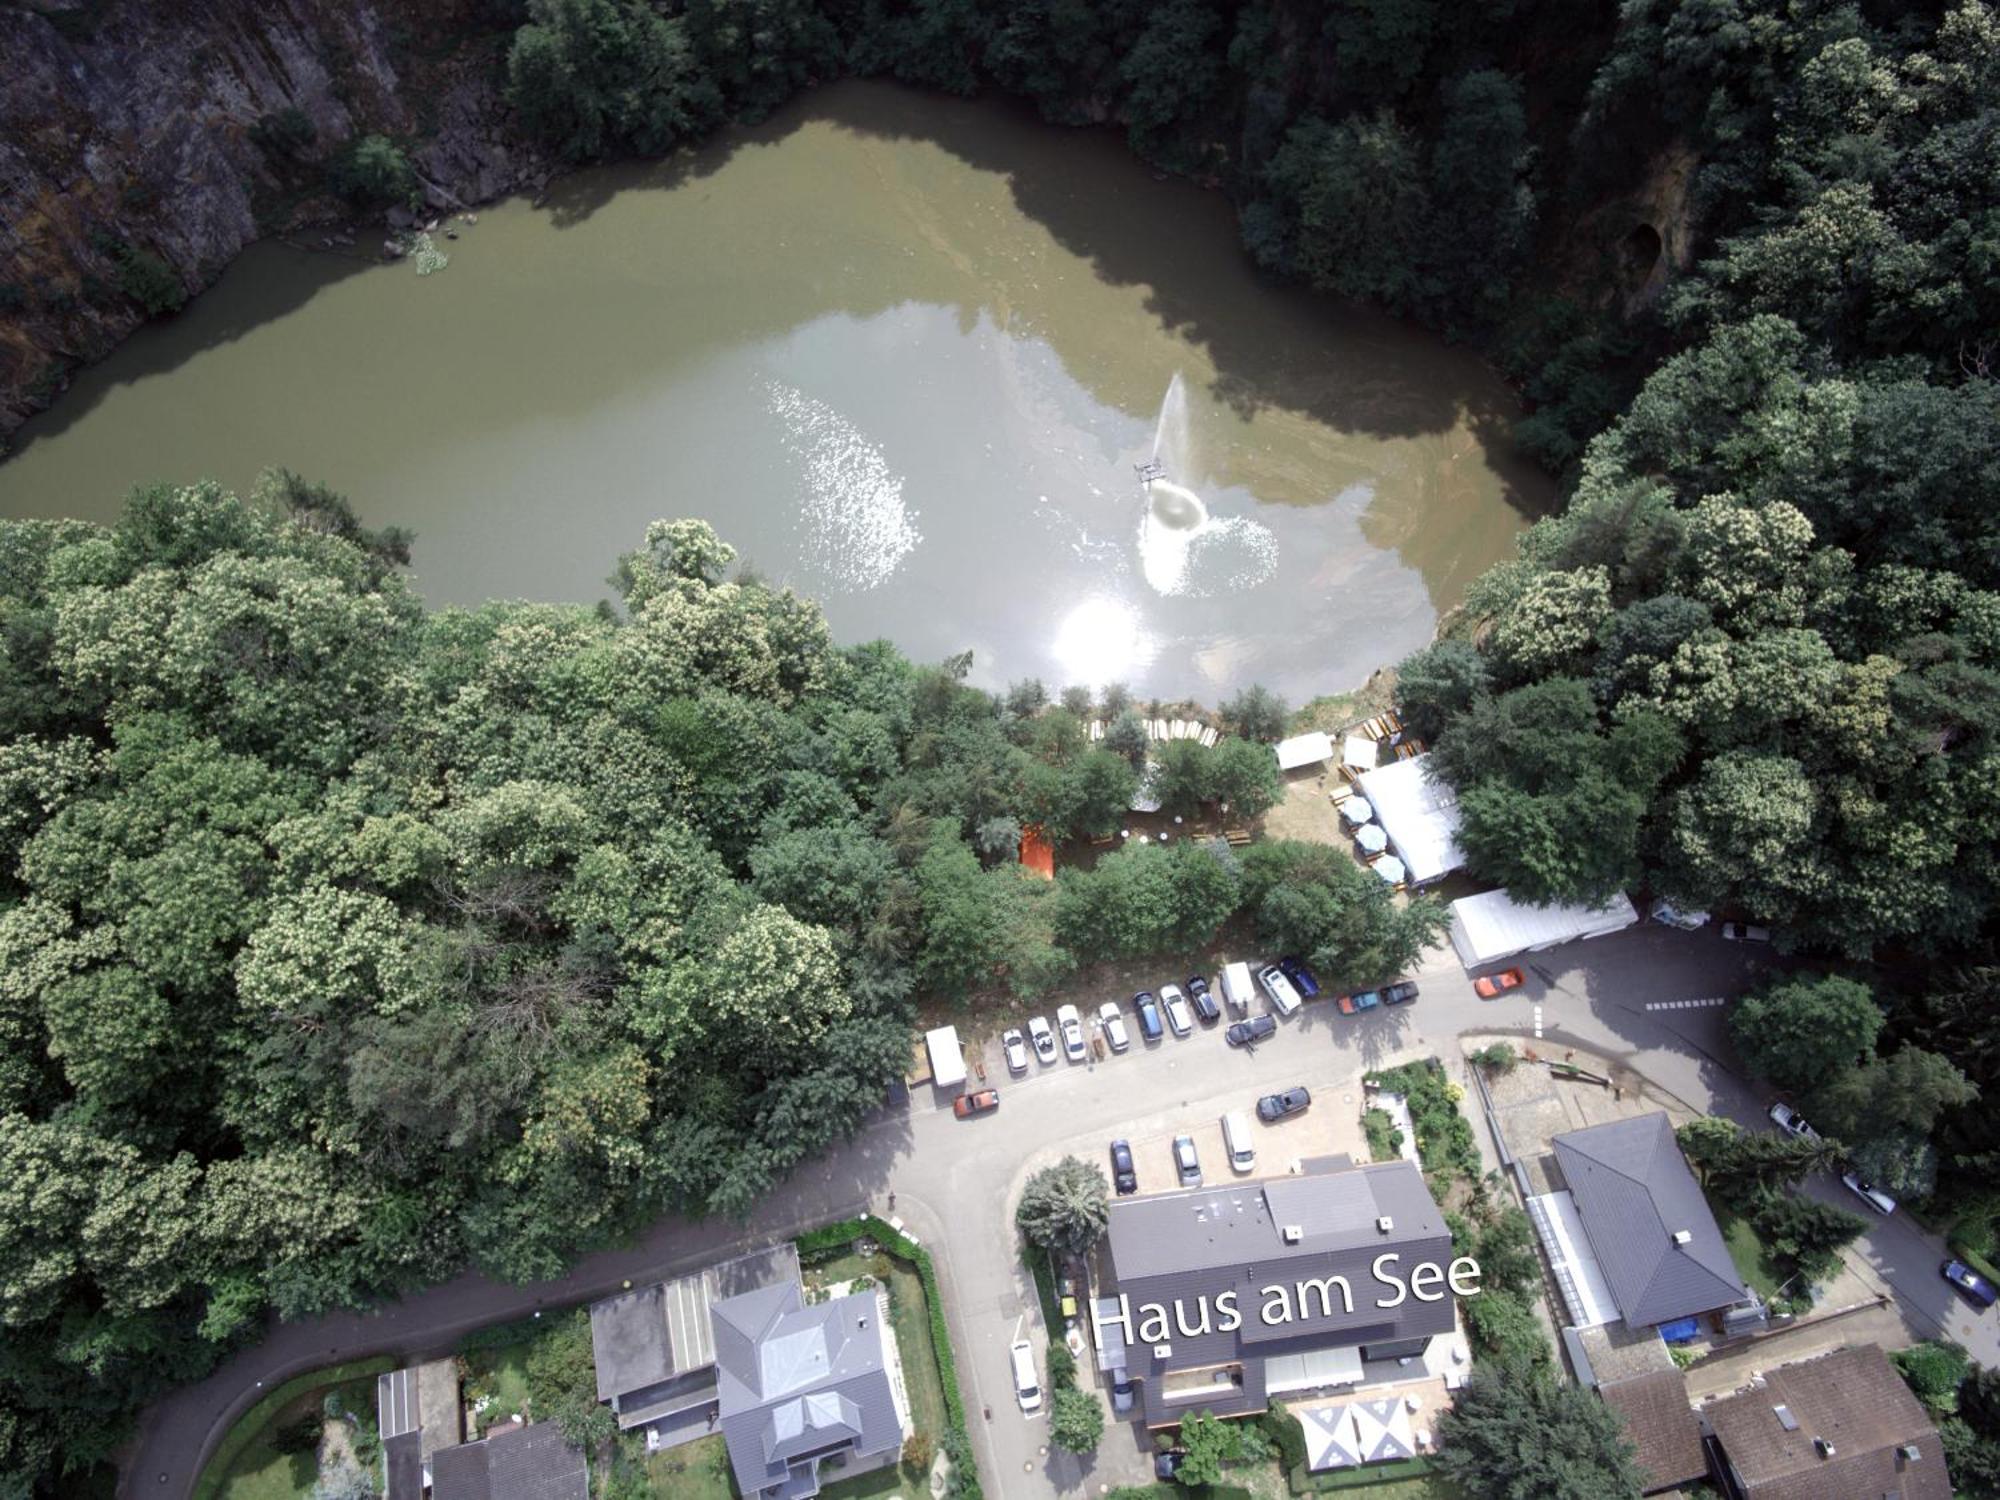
left=1278, top=956, right=1321, bottom=998
left=1133, top=990, right=1164, bottom=1042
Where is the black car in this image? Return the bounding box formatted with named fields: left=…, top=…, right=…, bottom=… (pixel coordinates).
left=1187, top=974, right=1220, bottom=1024
left=1257, top=1086, right=1312, bottom=1121
left=1278, top=955, right=1321, bottom=998
left=1154, top=1449, right=1186, bottom=1482
left=1225, top=1014, right=1278, bottom=1048
left=1382, top=980, right=1420, bottom=1006
left=1109, top=1138, right=1137, bottom=1195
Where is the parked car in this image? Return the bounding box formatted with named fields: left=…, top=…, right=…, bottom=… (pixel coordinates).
left=1278, top=956, right=1321, bottom=998
left=1337, top=989, right=1382, bottom=1015
left=1258, top=963, right=1303, bottom=1016
left=1098, top=1000, right=1130, bottom=1053
left=1382, top=980, right=1419, bottom=1006
left=1942, top=1259, right=2000, bottom=1309
left=1154, top=1450, right=1185, bottom=1482
left=1172, top=1134, right=1202, bottom=1187
left=1473, top=968, right=1525, bottom=999
left=1258, top=1086, right=1312, bottom=1121
left=1002, top=1028, right=1029, bottom=1075
left=1842, top=1171, right=1898, bottom=1215
left=1133, top=990, right=1164, bottom=1042
left=953, top=1089, right=999, bottom=1118
left=1723, top=922, right=1772, bottom=942
left=1767, top=1101, right=1820, bottom=1141
left=1187, top=975, right=1220, bottom=1024
left=1112, top=1375, right=1137, bottom=1415
left=1109, top=1139, right=1137, bottom=1195
left=1056, top=1003, right=1086, bottom=1063
left=1226, top=1014, right=1278, bottom=1048
left=1027, top=1015, right=1057, bottom=1064
left=1161, top=984, right=1194, bottom=1036
left=1010, top=1339, right=1043, bottom=1413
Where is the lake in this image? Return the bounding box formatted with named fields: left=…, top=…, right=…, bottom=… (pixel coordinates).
left=0, top=81, right=1547, bottom=702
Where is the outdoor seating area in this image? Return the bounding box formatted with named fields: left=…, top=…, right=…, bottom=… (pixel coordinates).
left=1326, top=712, right=1427, bottom=891
left=1292, top=1375, right=1451, bottom=1472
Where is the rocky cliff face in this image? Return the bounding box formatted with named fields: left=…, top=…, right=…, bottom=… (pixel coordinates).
left=0, top=0, right=525, bottom=438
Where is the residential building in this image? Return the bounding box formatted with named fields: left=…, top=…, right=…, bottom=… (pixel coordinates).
left=1097, top=1156, right=1466, bottom=1428
left=1600, top=1369, right=1708, bottom=1495
left=429, top=1420, right=588, bottom=1500
left=376, top=1357, right=465, bottom=1500
left=1704, top=1345, right=1951, bottom=1500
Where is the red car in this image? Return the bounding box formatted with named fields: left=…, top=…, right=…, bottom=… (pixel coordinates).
left=953, top=1089, right=1000, bottom=1118
left=1474, top=968, right=1525, bottom=999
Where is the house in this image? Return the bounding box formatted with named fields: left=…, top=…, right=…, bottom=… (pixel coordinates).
left=1600, top=1369, right=1708, bottom=1495
left=376, top=1357, right=465, bottom=1500
left=429, top=1420, right=588, bottom=1500
left=1551, top=1113, right=1747, bottom=1331
left=711, top=1278, right=905, bottom=1498
left=589, top=1242, right=800, bottom=1440
left=1096, top=1157, right=1466, bottom=1428
left=1704, top=1345, right=1951, bottom=1500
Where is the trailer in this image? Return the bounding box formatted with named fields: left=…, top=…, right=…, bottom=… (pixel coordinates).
left=924, top=1025, right=967, bottom=1089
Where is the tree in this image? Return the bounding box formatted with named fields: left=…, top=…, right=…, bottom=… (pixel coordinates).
left=1219, top=685, right=1288, bottom=742
left=1172, top=1409, right=1266, bottom=1486
left=525, top=1311, right=617, bottom=1448
left=1152, top=738, right=1213, bottom=817
left=1015, top=1156, right=1109, bottom=1257
left=1205, top=736, right=1283, bottom=818
left=1239, top=840, right=1448, bottom=988
left=1810, top=1045, right=1978, bottom=1146
left=329, top=135, right=418, bottom=208
left=1395, top=640, right=1489, bottom=742
left=1103, top=709, right=1149, bottom=767
left=1434, top=1367, right=1644, bottom=1500
left=1894, top=1341, right=1971, bottom=1417
left=506, top=0, right=721, bottom=161
left=1728, top=975, right=1882, bottom=1095
left=1051, top=1385, right=1105, bottom=1452
left=1005, top=678, right=1048, bottom=718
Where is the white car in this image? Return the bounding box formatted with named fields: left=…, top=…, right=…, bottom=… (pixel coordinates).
left=1027, top=1016, right=1057, bottom=1065
left=1842, top=1172, right=1897, bottom=1215
left=1002, top=1028, right=1030, bottom=1075
left=1723, top=922, right=1772, bottom=942
left=1011, top=1338, right=1043, bottom=1413
left=1258, top=963, right=1303, bottom=1017
left=1160, top=984, right=1194, bottom=1037
left=1056, top=1003, right=1086, bottom=1062
left=1768, top=1101, right=1819, bottom=1141
left=1098, top=1001, right=1130, bottom=1052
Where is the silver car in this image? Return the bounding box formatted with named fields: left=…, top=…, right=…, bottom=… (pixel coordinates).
left=1098, top=1001, right=1130, bottom=1052
left=1056, top=1003, right=1086, bottom=1062
left=1160, top=984, right=1193, bottom=1037
left=1173, top=1134, right=1202, bottom=1187
left=1002, top=1028, right=1030, bottom=1075
left=1027, top=1016, right=1057, bottom=1065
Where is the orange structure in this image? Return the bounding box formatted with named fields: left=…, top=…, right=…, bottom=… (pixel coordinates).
left=1019, top=824, right=1056, bottom=880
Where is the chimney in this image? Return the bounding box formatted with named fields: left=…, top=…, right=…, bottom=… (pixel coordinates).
left=1672, top=1229, right=1692, bottom=1246
left=1282, top=1225, right=1303, bottom=1244
left=1813, top=1437, right=1836, bottom=1460
left=1377, top=1216, right=1395, bottom=1233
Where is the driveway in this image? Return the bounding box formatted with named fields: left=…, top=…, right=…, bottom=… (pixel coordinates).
left=121, top=924, right=1997, bottom=1498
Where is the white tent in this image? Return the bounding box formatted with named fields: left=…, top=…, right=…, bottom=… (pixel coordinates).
left=1342, top=733, right=1380, bottom=770
left=1448, top=888, right=1640, bottom=969
left=1275, top=731, right=1333, bottom=771
left=1355, top=753, right=1465, bottom=885
left=924, top=1026, right=966, bottom=1089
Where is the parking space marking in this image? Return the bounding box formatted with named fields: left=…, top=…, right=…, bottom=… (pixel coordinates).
left=1533, top=1003, right=1543, bottom=1039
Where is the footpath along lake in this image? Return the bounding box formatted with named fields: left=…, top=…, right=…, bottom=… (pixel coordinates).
left=0, top=80, right=1548, bottom=701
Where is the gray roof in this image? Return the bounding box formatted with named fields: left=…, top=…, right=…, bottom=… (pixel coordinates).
left=1104, top=1160, right=1458, bottom=1385
left=1552, top=1113, right=1745, bottom=1328
left=429, top=1421, right=588, bottom=1500
left=591, top=1242, right=800, bottom=1404
left=383, top=1431, right=422, bottom=1500
left=713, top=1280, right=902, bottom=1498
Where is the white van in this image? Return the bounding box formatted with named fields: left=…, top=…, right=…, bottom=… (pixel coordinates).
left=1222, top=1111, right=1256, bottom=1174
left=1010, top=1339, right=1043, bottom=1412
left=1220, top=961, right=1255, bottom=1017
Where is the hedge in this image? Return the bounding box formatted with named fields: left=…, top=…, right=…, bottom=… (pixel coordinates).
left=1288, top=1456, right=1437, bottom=1492
left=1023, top=1239, right=1065, bottom=1338
left=190, top=1356, right=396, bottom=1500
left=796, top=1215, right=983, bottom=1499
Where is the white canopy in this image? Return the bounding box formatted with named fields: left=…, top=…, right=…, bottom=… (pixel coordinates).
left=1342, top=733, right=1380, bottom=770
left=924, top=1026, right=966, bottom=1089
left=1275, top=731, right=1334, bottom=771
left=1355, top=753, right=1465, bottom=885
left=1448, top=887, right=1640, bottom=968
left=1267, top=1344, right=1365, bottom=1400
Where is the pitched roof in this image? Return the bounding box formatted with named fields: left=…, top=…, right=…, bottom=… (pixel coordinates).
left=712, top=1282, right=902, bottom=1498
left=1552, top=1113, right=1745, bottom=1327
left=1706, top=1346, right=1951, bottom=1500
left=429, top=1421, right=588, bottom=1500
left=1600, top=1370, right=1707, bottom=1494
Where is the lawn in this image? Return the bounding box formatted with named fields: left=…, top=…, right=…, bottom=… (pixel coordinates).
left=194, top=1357, right=394, bottom=1500
left=642, top=1433, right=737, bottom=1500
left=464, top=1338, right=535, bottom=1432
left=1710, top=1197, right=1784, bottom=1301
left=214, top=1420, right=317, bottom=1500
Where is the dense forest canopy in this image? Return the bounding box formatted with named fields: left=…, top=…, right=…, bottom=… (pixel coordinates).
left=4, top=0, right=2000, bottom=1493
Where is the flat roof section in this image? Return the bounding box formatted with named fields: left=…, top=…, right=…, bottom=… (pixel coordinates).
left=1526, top=1189, right=1620, bottom=1328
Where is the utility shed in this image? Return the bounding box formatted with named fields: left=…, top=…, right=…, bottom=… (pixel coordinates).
left=1448, top=887, right=1638, bottom=968
left=1275, top=731, right=1333, bottom=771
left=924, top=1026, right=966, bottom=1089
left=1355, top=754, right=1464, bottom=886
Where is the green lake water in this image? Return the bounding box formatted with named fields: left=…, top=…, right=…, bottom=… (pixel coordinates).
left=0, top=80, right=1548, bottom=700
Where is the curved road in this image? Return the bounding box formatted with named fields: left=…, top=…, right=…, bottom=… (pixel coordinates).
left=122, top=924, right=1996, bottom=1498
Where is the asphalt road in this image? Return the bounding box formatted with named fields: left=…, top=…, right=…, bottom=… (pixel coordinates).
left=121, top=924, right=1996, bottom=1498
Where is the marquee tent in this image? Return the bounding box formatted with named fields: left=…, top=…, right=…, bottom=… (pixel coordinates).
left=1448, top=888, right=1640, bottom=969
left=1276, top=731, right=1334, bottom=771
left=1354, top=754, right=1465, bottom=886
